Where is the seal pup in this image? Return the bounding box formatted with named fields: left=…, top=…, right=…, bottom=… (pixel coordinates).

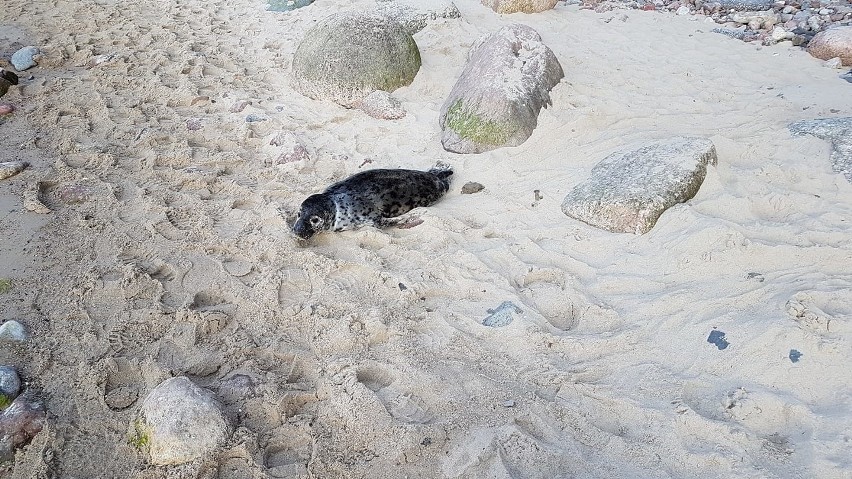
left=293, top=164, right=453, bottom=239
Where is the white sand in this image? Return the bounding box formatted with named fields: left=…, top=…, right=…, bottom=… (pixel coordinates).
left=1, top=0, right=851, bottom=476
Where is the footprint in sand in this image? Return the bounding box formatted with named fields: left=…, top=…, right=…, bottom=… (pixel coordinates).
left=356, top=365, right=434, bottom=424
left=785, top=290, right=851, bottom=336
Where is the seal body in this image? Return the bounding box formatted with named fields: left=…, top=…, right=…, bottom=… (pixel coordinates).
left=293, top=165, right=453, bottom=239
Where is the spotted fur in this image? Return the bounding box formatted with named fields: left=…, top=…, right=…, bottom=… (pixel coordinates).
left=293, top=165, right=453, bottom=239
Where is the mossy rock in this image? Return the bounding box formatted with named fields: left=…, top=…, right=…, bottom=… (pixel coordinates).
left=291, top=12, right=421, bottom=107
left=439, top=24, right=563, bottom=154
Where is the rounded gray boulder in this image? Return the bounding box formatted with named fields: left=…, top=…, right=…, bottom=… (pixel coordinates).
left=291, top=12, right=422, bottom=107
left=135, top=376, right=229, bottom=465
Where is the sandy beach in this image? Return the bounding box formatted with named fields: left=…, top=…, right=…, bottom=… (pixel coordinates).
left=1, top=0, right=852, bottom=477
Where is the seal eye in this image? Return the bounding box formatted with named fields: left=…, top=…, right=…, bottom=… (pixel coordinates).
left=309, top=216, right=322, bottom=227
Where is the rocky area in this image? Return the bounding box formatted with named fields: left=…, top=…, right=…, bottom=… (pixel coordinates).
left=580, top=0, right=852, bottom=52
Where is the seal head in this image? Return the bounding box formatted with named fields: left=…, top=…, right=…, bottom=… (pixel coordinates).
left=293, top=193, right=336, bottom=239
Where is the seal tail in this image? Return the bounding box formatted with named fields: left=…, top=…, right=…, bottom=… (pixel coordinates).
left=428, top=161, right=453, bottom=181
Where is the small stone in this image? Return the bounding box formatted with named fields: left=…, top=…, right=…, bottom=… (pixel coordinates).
left=818, top=8, right=831, bottom=14
left=0, top=161, right=28, bottom=181
left=461, top=182, right=485, bottom=194
left=482, top=301, right=523, bottom=327
left=245, top=114, right=266, bottom=123
left=642, top=3, right=657, bottom=9
left=136, top=376, right=229, bottom=465
left=772, top=25, right=790, bottom=41
left=503, top=399, right=516, bottom=407
left=782, top=5, right=794, bottom=13
left=677, top=5, right=691, bottom=14
left=0, top=366, right=21, bottom=407
left=11, top=47, right=39, bottom=71
left=807, top=15, right=822, bottom=30
left=824, top=57, right=844, bottom=68
left=229, top=100, right=251, bottom=113
left=791, top=33, right=810, bottom=46
left=57, top=183, right=93, bottom=204
left=356, top=90, right=406, bottom=120
left=0, top=104, right=13, bottom=115
left=0, top=321, right=27, bottom=342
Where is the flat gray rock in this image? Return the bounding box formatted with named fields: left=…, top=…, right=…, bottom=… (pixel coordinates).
left=561, top=137, right=718, bottom=234
left=11, top=46, right=38, bottom=71
left=136, top=376, right=229, bottom=465
left=291, top=12, right=421, bottom=107
left=789, top=117, right=852, bottom=182
left=439, top=24, right=563, bottom=154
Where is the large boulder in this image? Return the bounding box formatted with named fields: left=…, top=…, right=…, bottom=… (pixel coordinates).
left=377, top=0, right=461, bottom=35
left=481, top=0, right=558, bottom=14
left=807, top=26, right=852, bottom=66
left=291, top=12, right=421, bottom=107
left=439, top=24, right=563, bottom=154
left=561, top=137, right=718, bottom=234
left=789, top=117, right=852, bottom=182
left=135, top=376, right=229, bottom=465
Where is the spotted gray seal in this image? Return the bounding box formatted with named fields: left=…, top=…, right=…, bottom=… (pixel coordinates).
left=293, top=164, right=453, bottom=239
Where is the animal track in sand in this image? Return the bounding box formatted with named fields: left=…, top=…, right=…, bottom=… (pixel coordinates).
left=356, top=365, right=434, bottom=424
left=100, top=357, right=143, bottom=411
left=785, top=290, right=851, bottom=336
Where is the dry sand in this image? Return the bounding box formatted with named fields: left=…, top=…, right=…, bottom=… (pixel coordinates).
left=1, top=0, right=852, bottom=477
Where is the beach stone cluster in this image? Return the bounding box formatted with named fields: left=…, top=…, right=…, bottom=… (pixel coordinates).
left=0, top=320, right=47, bottom=465
left=561, top=137, right=718, bottom=234
left=291, top=12, right=421, bottom=107
left=587, top=0, right=852, bottom=50
left=134, top=376, right=229, bottom=465
left=439, top=24, right=564, bottom=154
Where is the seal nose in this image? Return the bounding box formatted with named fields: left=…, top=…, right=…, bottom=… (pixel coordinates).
left=292, top=219, right=313, bottom=239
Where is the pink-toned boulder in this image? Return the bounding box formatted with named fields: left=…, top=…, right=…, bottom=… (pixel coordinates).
left=807, top=26, right=852, bottom=66
left=481, top=0, right=558, bottom=13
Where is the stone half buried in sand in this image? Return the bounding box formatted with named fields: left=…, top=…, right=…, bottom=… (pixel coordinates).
left=481, top=0, right=558, bottom=14
left=439, top=24, right=563, bottom=154
left=291, top=12, right=421, bottom=108
left=789, top=117, right=852, bottom=182
left=376, top=0, right=461, bottom=35
left=807, top=26, right=852, bottom=66
left=561, top=137, right=718, bottom=234
left=134, top=376, right=229, bottom=466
